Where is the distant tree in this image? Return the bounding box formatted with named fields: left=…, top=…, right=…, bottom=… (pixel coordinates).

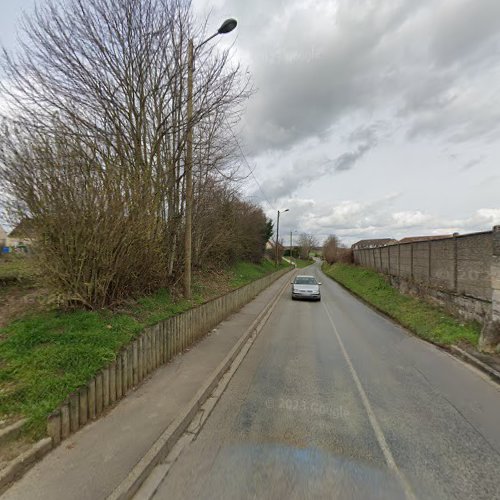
left=297, top=233, right=318, bottom=260
left=323, top=234, right=353, bottom=264
left=323, top=235, right=340, bottom=264
left=264, top=218, right=274, bottom=243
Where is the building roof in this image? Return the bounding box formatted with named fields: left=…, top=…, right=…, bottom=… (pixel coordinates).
left=351, top=238, right=397, bottom=249
left=398, top=235, right=452, bottom=243
left=8, top=219, right=35, bottom=238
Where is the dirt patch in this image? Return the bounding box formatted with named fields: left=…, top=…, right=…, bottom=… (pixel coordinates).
left=0, top=256, right=44, bottom=329
left=0, top=287, right=50, bottom=329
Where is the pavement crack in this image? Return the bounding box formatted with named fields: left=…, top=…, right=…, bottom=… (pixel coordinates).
left=412, top=365, right=500, bottom=458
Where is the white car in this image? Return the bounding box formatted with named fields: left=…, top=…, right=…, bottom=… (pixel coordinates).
left=291, top=275, right=321, bottom=301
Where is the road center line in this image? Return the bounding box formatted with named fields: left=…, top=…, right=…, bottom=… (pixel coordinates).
left=322, top=301, right=417, bottom=500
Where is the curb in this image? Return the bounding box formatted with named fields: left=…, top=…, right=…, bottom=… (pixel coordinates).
left=450, top=345, right=500, bottom=385
left=0, top=438, right=52, bottom=495
left=321, top=266, right=500, bottom=387
left=107, top=270, right=293, bottom=500
left=0, top=420, right=27, bottom=448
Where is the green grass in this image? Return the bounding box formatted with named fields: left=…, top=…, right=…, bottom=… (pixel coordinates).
left=0, top=254, right=38, bottom=287
left=322, top=262, right=481, bottom=348
left=293, top=258, right=314, bottom=269
left=0, top=260, right=282, bottom=438
left=229, top=259, right=288, bottom=288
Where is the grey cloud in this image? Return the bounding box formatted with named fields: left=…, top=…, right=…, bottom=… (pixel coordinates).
left=430, top=0, right=500, bottom=68
left=407, top=90, right=500, bottom=143
left=281, top=196, right=500, bottom=246
left=208, top=0, right=500, bottom=154
left=257, top=156, right=329, bottom=202
left=236, top=0, right=429, bottom=153
left=347, top=124, right=380, bottom=144
left=461, top=156, right=484, bottom=171
left=251, top=124, right=378, bottom=202
left=332, top=141, right=373, bottom=172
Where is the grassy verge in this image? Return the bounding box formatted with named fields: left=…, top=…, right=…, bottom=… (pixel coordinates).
left=0, top=254, right=38, bottom=288
left=229, top=260, right=288, bottom=288
left=322, top=262, right=480, bottom=348
left=293, top=258, right=314, bottom=269
left=0, top=260, right=284, bottom=438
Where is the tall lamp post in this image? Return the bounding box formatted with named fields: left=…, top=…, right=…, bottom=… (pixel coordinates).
left=275, top=208, right=289, bottom=266
left=184, top=18, right=238, bottom=299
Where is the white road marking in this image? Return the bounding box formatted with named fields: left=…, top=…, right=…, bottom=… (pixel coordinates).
left=322, top=302, right=417, bottom=500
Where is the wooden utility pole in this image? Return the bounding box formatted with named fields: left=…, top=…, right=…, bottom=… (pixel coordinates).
left=184, top=39, right=194, bottom=299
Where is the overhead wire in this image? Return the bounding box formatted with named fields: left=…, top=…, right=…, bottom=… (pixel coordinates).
left=226, top=125, right=276, bottom=212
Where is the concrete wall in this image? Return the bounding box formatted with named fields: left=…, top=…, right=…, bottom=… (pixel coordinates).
left=380, top=246, right=390, bottom=274
left=399, top=244, right=412, bottom=279
left=389, top=245, right=399, bottom=276
left=353, top=230, right=494, bottom=324
left=479, top=226, right=500, bottom=352
left=412, top=241, right=430, bottom=283
left=456, top=233, right=492, bottom=301
left=430, top=238, right=455, bottom=290
left=47, top=267, right=290, bottom=445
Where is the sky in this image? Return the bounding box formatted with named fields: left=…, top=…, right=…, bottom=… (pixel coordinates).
left=2, top=0, right=500, bottom=245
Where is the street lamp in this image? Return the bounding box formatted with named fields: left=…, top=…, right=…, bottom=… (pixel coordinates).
left=184, top=19, right=238, bottom=299
left=275, top=209, right=289, bottom=267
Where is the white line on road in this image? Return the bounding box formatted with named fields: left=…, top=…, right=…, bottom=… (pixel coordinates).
left=322, top=302, right=417, bottom=500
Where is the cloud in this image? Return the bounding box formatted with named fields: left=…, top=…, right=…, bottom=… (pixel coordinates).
left=332, top=139, right=375, bottom=172
left=461, top=156, right=484, bottom=171
left=249, top=121, right=380, bottom=202
left=328, top=122, right=383, bottom=172
left=201, top=0, right=500, bottom=155
left=266, top=194, right=500, bottom=246
left=430, top=0, right=500, bottom=68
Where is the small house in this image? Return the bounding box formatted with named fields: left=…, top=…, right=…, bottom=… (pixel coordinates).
left=7, top=219, right=35, bottom=248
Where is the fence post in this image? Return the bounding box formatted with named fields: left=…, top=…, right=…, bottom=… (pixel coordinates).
left=428, top=240, right=432, bottom=283
left=398, top=244, right=401, bottom=277
left=479, top=226, right=500, bottom=352
left=410, top=244, right=414, bottom=281
left=453, top=232, right=459, bottom=292
left=79, top=387, right=88, bottom=426
left=47, top=410, right=62, bottom=446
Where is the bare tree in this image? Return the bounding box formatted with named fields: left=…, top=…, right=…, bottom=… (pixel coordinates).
left=323, top=235, right=340, bottom=264
left=297, top=233, right=318, bottom=260
left=0, top=0, right=251, bottom=308
left=323, top=234, right=353, bottom=264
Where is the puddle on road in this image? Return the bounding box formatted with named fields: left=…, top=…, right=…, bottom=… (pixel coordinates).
left=196, top=442, right=407, bottom=499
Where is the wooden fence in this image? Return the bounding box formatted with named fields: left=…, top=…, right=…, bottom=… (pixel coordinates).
left=47, top=268, right=290, bottom=444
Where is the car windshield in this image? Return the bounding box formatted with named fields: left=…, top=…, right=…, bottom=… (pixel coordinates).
left=294, top=277, right=317, bottom=285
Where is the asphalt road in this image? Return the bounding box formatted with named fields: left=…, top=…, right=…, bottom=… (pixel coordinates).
left=150, top=263, right=500, bottom=500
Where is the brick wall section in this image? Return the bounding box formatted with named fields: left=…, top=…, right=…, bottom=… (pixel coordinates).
left=478, top=226, right=500, bottom=351
left=389, top=245, right=399, bottom=275
left=353, top=230, right=494, bottom=324
left=456, top=233, right=492, bottom=301
left=399, top=244, right=412, bottom=279
left=430, top=238, right=455, bottom=290
left=493, top=227, right=500, bottom=322
left=412, top=241, right=430, bottom=283
left=381, top=246, right=390, bottom=274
